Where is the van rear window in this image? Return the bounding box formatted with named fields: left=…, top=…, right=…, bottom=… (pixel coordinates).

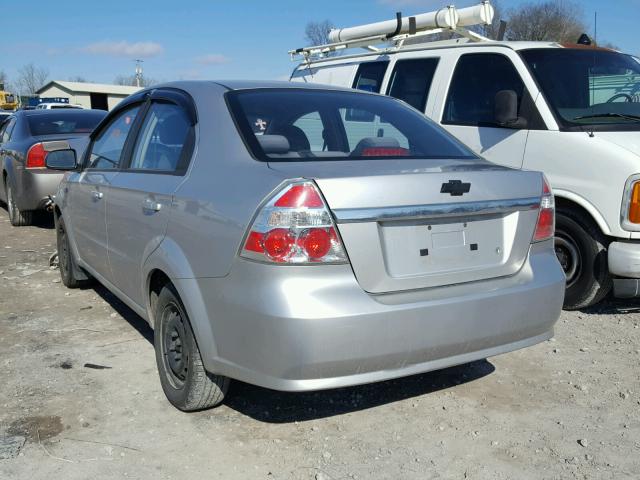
left=226, top=89, right=475, bottom=161
left=27, top=111, right=106, bottom=136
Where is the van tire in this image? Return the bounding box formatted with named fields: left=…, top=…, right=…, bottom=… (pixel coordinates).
left=555, top=209, right=611, bottom=310
left=6, top=182, right=33, bottom=227
left=154, top=284, right=229, bottom=411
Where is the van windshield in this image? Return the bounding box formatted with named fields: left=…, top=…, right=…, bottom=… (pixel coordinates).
left=226, top=89, right=476, bottom=161
left=521, top=49, right=640, bottom=130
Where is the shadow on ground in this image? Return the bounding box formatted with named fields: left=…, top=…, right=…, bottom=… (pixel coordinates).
left=581, top=295, right=640, bottom=315
left=221, top=360, right=494, bottom=423
left=93, top=284, right=154, bottom=344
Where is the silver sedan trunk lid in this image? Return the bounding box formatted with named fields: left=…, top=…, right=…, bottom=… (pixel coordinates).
left=269, top=161, right=543, bottom=293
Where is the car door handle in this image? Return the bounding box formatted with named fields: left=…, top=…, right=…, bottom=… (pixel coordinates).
left=91, top=190, right=103, bottom=200
left=142, top=198, right=162, bottom=213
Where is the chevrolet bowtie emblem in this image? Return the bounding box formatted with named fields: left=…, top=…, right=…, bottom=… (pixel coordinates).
left=441, top=180, right=471, bottom=196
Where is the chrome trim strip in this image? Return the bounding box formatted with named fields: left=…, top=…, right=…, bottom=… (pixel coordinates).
left=332, top=197, right=541, bottom=223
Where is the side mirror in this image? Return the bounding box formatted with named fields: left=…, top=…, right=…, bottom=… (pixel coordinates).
left=494, top=90, right=528, bottom=129
left=45, top=149, right=77, bottom=170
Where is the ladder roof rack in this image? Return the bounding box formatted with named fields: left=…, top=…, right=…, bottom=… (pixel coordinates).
left=289, top=2, right=494, bottom=62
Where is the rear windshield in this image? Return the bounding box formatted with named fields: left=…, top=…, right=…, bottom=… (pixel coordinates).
left=226, top=89, right=475, bottom=161
left=27, top=111, right=105, bottom=136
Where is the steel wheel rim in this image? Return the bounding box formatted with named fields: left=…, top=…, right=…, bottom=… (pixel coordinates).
left=555, top=234, right=581, bottom=287
left=161, top=302, right=189, bottom=389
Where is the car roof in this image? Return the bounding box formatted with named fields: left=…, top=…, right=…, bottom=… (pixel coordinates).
left=143, top=80, right=364, bottom=94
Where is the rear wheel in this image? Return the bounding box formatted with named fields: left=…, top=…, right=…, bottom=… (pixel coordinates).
left=154, top=284, right=229, bottom=411
left=6, top=182, right=33, bottom=227
left=555, top=209, right=611, bottom=310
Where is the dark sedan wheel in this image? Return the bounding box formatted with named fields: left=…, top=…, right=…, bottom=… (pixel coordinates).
left=555, top=210, right=611, bottom=310
left=6, top=182, right=33, bottom=227
left=154, top=284, right=229, bottom=411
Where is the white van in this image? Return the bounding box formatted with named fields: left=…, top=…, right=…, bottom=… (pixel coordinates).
left=289, top=4, right=640, bottom=309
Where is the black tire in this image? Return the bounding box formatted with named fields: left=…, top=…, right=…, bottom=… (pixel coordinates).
left=6, top=182, right=33, bottom=227
left=56, top=215, right=90, bottom=288
left=154, top=284, right=229, bottom=411
left=555, top=209, right=612, bottom=310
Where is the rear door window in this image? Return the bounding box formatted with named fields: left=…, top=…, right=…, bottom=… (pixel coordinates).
left=352, top=61, right=389, bottom=93
left=128, top=102, right=194, bottom=174
left=387, top=58, right=439, bottom=112
left=443, top=53, right=525, bottom=126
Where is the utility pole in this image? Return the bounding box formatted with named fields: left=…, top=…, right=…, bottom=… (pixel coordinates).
left=134, top=59, right=144, bottom=87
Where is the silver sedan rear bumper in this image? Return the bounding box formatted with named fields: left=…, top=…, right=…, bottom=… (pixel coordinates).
left=176, top=240, right=564, bottom=392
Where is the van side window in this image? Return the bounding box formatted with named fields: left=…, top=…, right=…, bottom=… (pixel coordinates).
left=387, top=58, right=439, bottom=112
left=129, top=102, right=194, bottom=174
left=443, top=53, right=525, bottom=126
left=352, top=61, right=389, bottom=93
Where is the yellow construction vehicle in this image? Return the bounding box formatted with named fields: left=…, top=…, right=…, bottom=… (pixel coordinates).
left=0, top=83, right=18, bottom=110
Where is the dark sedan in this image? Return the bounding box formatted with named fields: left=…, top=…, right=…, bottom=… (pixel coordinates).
left=0, top=109, right=106, bottom=225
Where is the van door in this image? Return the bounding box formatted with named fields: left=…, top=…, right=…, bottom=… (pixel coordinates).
left=105, top=93, right=195, bottom=308
left=439, top=52, right=544, bottom=169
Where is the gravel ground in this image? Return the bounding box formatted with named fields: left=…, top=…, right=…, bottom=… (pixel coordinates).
left=0, top=210, right=639, bottom=480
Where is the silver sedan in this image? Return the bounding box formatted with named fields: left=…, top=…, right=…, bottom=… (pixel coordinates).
left=51, top=81, right=565, bottom=411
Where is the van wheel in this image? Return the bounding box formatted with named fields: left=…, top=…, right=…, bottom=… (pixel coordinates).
left=554, top=210, right=611, bottom=310
left=154, top=284, right=229, bottom=411
left=56, top=215, right=90, bottom=288
left=6, top=182, right=33, bottom=226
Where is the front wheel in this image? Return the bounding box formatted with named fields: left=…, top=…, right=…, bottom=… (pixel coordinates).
left=554, top=210, right=611, bottom=310
left=6, top=182, right=33, bottom=227
left=154, top=284, right=229, bottom=411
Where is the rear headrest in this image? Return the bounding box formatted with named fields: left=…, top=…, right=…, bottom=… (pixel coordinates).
left=158, top=113, right=189, bottom=145
left=257, top=134, right=290, bottom=154
left=351, top=137, right=401, bottom=156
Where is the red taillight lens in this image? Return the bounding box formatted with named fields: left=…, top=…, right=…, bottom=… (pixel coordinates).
left=241, top=181, right=348, bottom=264
left=533, top=176, right=555, bottom=242
left=26, top=143, right=46, bottom=169
left=301, top=228, right=332, bottom=260
left=263, top=229, right=295, bottom=260
left=274, top=184, right=323, bottom=208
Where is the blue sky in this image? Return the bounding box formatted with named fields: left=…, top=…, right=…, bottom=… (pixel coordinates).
left=2, top=0, right=639, bottom=88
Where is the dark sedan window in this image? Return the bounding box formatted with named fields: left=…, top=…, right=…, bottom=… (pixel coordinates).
left=27, top=111, right=105, bottom=136
left=226, top=89, right=475, bottom=161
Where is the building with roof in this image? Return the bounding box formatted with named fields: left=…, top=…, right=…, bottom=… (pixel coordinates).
left=35, top=81, right=141, bottom=110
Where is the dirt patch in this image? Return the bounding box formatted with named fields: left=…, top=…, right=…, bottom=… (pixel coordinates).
left=6, top=416, right=64, bottom=442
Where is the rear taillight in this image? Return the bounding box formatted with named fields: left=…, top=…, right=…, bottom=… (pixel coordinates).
left=241, top=181, right=348, bottom=264
left=26, top=143, right=46, bottom=169
left=533, top=176, right=555, bottom=242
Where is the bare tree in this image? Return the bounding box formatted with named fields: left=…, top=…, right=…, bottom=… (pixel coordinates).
left=305, top=20, right=334, bottom=46
left=0, top=70, right=8, bottom=91
left=16, top=63, right=49, bottom=95
left=68, top=75, right=90, bottom=83
left=505, top=0, right=586, bottom=43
